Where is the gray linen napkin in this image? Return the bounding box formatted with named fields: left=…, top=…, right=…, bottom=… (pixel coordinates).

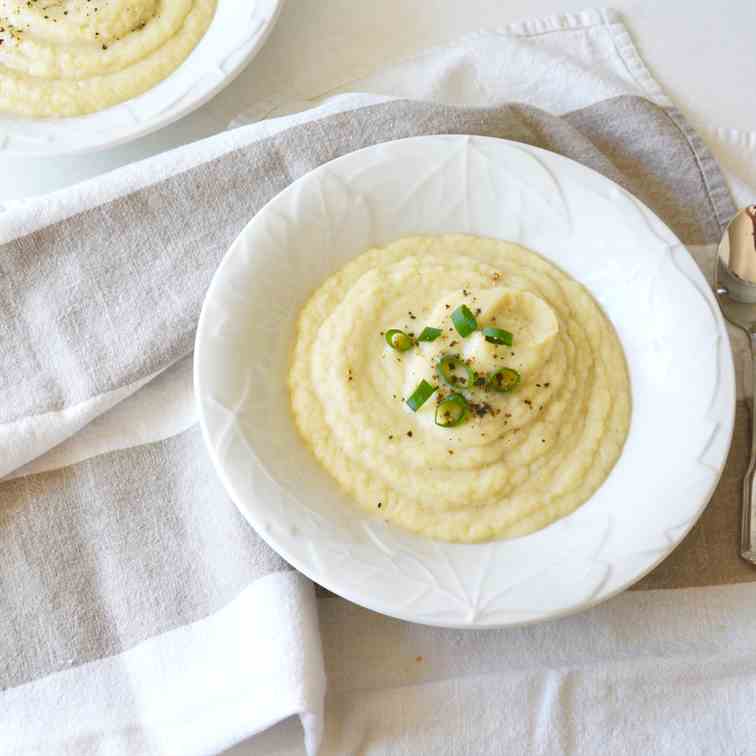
left=0, top=95, right=747, bottom=717
left=0, top=97, right=731, bottom=427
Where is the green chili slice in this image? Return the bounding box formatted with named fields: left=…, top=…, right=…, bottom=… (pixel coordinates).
left=488, top=367, right=521, bottom=393
left=385, top=329, right=413, bottom=351
left=437, top=354, right=475, bottom=390
left=435, top=393, right=469, bottom=428
left=451, top=305, right=477, bottom=337
left=406, top=380, right=437, bottom=411
left=483, top=326, right=514, bottom=346
left=417, top=326, right=443, bottom=342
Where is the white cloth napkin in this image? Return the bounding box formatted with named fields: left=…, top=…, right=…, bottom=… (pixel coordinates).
left=3, top=574, right=323, bottom=756
left=3, top=9, right=755, bottom=756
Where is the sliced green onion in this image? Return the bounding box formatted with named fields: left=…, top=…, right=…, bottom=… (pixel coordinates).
left=406, top=380, right=437, bottom=411
left=488, top=367, right=521, bottom=393
left=483, top=326, right=514, bottom=346
left=437, top=354, right=475, bottom=390
left=385, top=329, right=413, bottom=351
left=451, top=305, right=477, bottom=337
left=435, top=393, right=469, bottom=428
left=417, top=326, right=442, bottom=342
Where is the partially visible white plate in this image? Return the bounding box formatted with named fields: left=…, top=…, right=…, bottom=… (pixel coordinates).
left=0, top=0, right=283, bottom=156
left=195, top=135, right=735, bottom=628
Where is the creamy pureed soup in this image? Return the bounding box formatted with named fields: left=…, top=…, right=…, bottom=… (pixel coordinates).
left=0, top=0, right=216, bottom=117
left=289, top=235, right=631, bottom=543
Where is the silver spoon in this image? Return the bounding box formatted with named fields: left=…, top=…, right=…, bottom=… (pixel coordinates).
left=716, top=205, right=756, bottom=565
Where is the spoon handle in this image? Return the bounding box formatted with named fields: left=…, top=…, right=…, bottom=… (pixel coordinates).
left=743, top=333, right=756, bottom=564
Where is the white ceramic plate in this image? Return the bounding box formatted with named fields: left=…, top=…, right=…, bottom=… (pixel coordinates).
left=0, top=0, right=283, bottom=156
left=195, top=135, right=735, bottom=628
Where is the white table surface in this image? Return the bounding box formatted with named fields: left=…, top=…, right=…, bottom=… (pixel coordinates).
left=2, top=0, right=755, bottom=205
